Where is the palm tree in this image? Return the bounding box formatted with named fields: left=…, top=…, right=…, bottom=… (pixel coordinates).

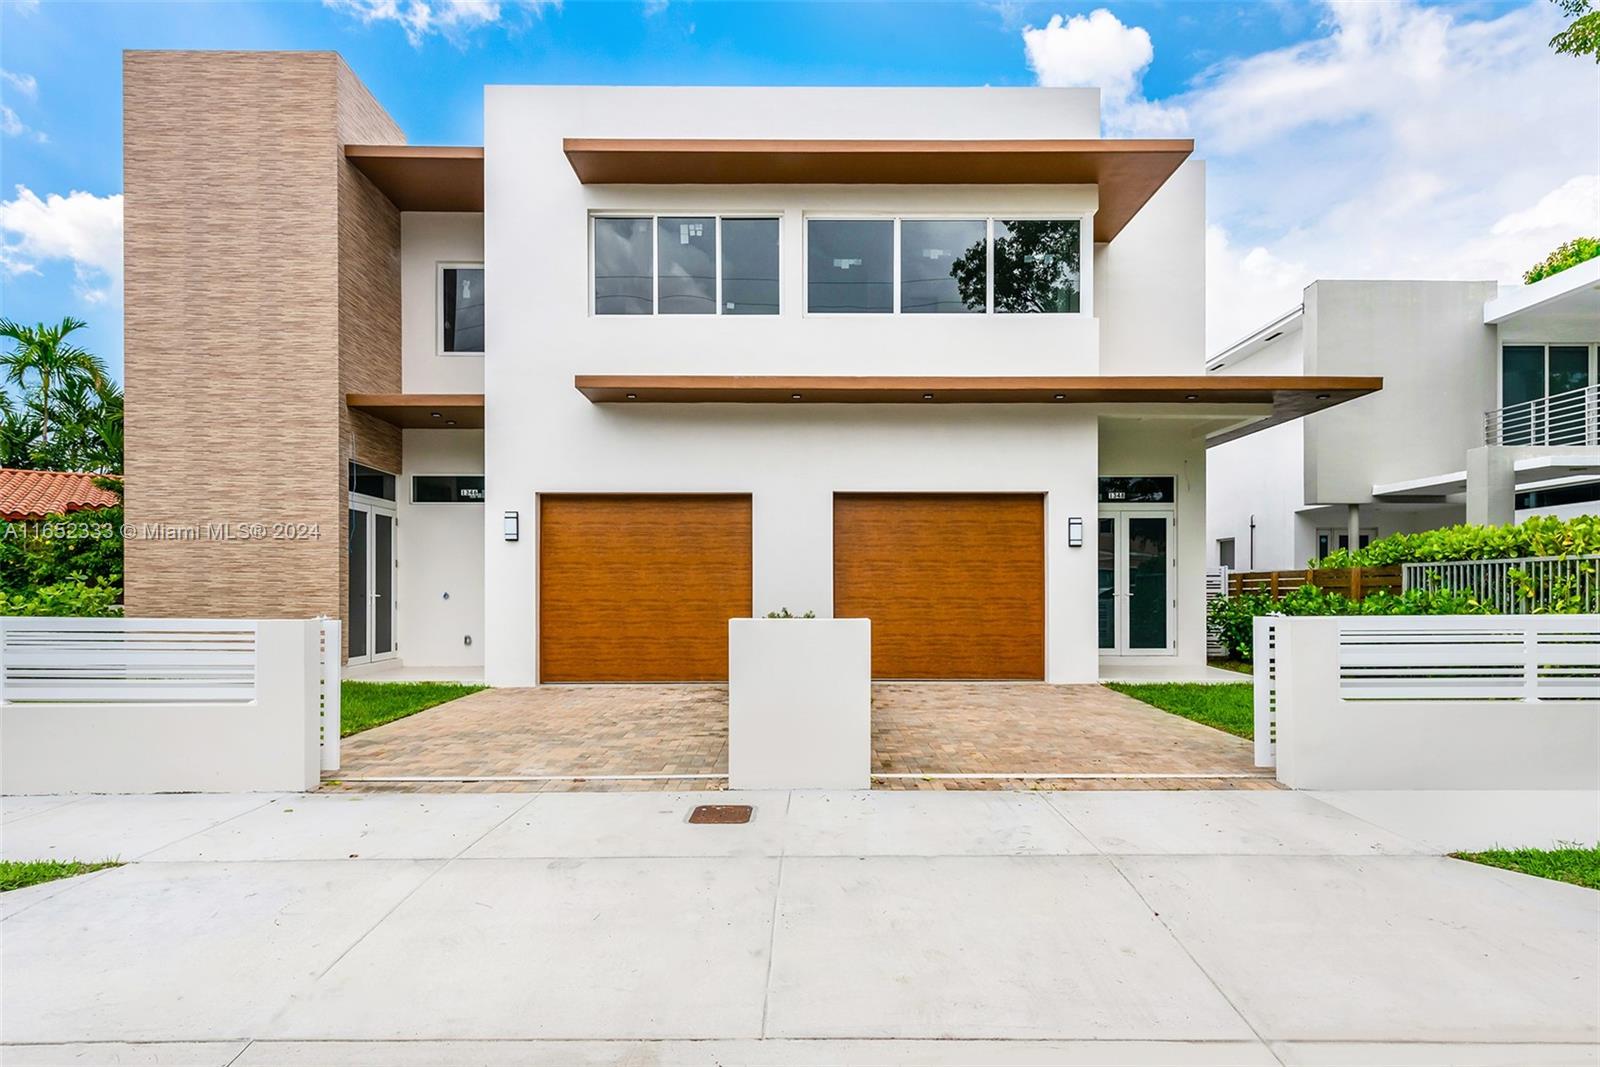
left=0, top=318, right=108, bottom=448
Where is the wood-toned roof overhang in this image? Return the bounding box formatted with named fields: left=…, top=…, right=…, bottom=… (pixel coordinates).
left=561, top=138, right=1194, bottom=241
left=344, top=145, right=484, bottom=211
left=572, top=375, right=1381, bottom=444
left=346, top=393, right=485, bottom=429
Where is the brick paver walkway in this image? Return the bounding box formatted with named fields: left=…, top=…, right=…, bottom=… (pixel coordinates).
left=329, top=683, right=1273, bottom=793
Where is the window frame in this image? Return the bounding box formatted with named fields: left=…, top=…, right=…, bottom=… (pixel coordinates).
left=436, top=261, right=486, bottom=357
left=1497, top=342, right=1599, bottom=408
left=802, top=213, right=1089, bottom=318
left=589, top=213, right=783, bottom=318
left=410, top=473, right=486, bottom=505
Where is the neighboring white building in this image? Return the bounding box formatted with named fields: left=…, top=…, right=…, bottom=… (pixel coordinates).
left=124, top=54, right=1375, bottom=684
left=1207, top=263, right=1600, bottom=572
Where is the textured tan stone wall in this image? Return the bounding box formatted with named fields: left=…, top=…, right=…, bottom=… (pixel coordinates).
left=124, top=51, right=404, bottom=644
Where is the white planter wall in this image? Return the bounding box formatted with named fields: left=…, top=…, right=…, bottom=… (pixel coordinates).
left=728, top=618, right=870, bottom=790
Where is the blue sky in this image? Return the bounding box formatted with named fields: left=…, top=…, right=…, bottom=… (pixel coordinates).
left=1, top=0, right=1595, bottom=379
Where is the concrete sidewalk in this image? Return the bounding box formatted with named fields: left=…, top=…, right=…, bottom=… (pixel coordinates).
left=1, top=789, right=1596, bottom=1066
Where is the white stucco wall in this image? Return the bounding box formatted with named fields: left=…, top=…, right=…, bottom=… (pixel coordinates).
left=1095, top=160, right=1206, bottom=375
left=1302, top=280, right=1499, bottom=503
left=397, top=429, right=485, bottom=667
left=401, top=212, right=485, bottom=394
left=1207, top=328, right=1306, bottom=571
left=480, top=86, right=1203, bottom=685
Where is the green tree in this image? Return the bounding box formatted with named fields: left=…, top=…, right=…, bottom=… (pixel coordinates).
left=1523, top=236, right=1600, bottom=284
left=0, top=317, right=108, bottom=453
left=1551, top=0, right=1600, bottom=60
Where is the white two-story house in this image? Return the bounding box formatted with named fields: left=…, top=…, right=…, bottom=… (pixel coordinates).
left=1207, top=264, right=1599, bottom=572
left=122, top=51, right=1375, bottom=685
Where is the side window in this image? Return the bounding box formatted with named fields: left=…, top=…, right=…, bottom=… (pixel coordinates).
left=900, top=219, right=986, bottom=314
left=1216, top=538, right=1235, bottom=569
left=440, top=265, right=484, bottom=354
left=721, top=218, right=780, bottom=315
left=807, top=220, right=893, bottom=314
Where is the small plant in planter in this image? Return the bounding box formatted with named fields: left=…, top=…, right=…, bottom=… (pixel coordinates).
left=764, top=608, right=817, bottom=619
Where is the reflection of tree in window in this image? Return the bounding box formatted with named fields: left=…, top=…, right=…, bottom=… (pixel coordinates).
left=954, top=220, right=1080, bottom=314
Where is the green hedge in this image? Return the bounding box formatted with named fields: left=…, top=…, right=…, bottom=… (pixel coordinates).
left=1208, top=586, right=1488, bottom=663
left=1, top=578, right=122, bottom=617
left=0, top=506, right=123, bottom=595
left=1314, top=515, right=1600, bottom=569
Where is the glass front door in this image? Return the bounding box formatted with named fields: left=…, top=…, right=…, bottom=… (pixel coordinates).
left=1098, top=510, right=1175, bottom=655
left=347, top=499, right=395, bottom=663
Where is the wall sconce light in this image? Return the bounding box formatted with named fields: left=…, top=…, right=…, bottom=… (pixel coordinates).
left=503, top=510, right=520, bottom=542
left=1067, top=517, right=1084, bottom=548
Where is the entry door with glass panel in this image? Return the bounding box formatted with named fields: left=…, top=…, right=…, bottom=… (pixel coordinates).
left=1097, top=477, right=1177, bottom=656
left=347, top=464, right=397, bottom=664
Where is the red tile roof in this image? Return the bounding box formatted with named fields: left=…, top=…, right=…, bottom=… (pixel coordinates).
left=0, top=468, right=122, bottom=521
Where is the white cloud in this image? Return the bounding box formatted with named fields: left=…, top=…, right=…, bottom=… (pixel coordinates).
left=1491, top=174, right=1600, bottom=236
left=324, top=0, right=554, bottom=45
left=1022, top=9, right=1186, bottom=136
left=0, top=105, right=22, bottom=137
left=0, top=69, right=38, bottom=100
left=1026, top=0, right=1600, bottom=352
left=0, top=186, right=124, bottom=305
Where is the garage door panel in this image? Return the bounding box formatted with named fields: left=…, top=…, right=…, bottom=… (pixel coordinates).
left=540, top=495, right=752, bottom=683
left=834, top=494, right=1044, bottom=680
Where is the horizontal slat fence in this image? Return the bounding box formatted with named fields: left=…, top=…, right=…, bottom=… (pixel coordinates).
left=1228, top=566, right=1401, bottom=601
left=1, top=618, right=258, bottom=704
left=1338, top=615, right=1600, bottom=702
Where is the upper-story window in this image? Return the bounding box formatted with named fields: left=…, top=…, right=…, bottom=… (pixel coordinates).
left=593, top=215, right=780, bottom=316
left=439, top=263, right=484, bottom=354
left=805, top=217, right=1081, bottom=315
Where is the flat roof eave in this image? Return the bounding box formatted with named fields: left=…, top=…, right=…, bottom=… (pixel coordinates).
left=344, top=145, right=485, bottom=212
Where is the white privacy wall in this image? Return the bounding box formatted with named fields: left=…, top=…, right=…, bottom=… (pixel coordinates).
left=398, top=429, right=485, bottom=667
left=400, top=212, right=485, bottom=394
left=481, top=86, right=1204, bottom=685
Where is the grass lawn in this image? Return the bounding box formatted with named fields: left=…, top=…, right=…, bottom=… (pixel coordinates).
left=0, top=859, right=121, bottom=893
left=1450, top=846, right=1600, bottom=890
left=1105, top=682, right=1255, bottom=740
left=341, top=681, right=486, bottom=737
left=1207, top=658, right=1253, bottom=676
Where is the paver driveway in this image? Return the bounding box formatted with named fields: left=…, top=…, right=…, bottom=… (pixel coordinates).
left=330, top=683, right=1271, bottom=791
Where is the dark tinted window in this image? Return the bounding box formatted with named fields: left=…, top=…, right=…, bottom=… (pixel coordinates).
left=900, top=220, right=986, bottom=314
left=349, top=462, right=395, bottom=501
left=1098, top=477, right=1175, bottom=504
left=412, top=475, right=486, bottom=503
left=441, top=266, right=484, bottom=352
left=722, top=218, right=780, bottom=315
left=807, top=220, right=893, bottom=313
left=594, top=217, right=653, bottom=315
left=1501, top=345, right=1545, bottom=407
left=657, top=217, right=716, bottom=315
left=994, top=219, right=1080, bottom=313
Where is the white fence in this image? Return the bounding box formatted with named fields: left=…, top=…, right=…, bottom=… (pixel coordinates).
left=1, top=617, right=340, bottom=794
left=1255, top=615, right=1599, bottom=789
left=1403, top=554, right=1600, bottom=614
left=1204, top=568, right=1230, bottom=659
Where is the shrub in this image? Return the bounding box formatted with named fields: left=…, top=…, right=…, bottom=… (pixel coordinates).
left=764, top=608, right=817, bottom=619
left=1208, top=585, right=1488, bottom=662
left=1314, top=514, right=1600, bottom=569
left=1523, top=237, right=1600, bottom=285
left=0, top=505, right=123, bottom=595
left=1, top=577, right=122, bottom=617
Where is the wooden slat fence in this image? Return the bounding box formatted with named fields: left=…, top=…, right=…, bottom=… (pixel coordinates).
left=1227, top=565, right=1401, bottom=601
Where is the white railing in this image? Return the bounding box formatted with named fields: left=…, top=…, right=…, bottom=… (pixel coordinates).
left=1258, top=615, right=1600, bottom=789
left=0, top=618, right=258, bottom=704
left=1, top=617, right=329, bottom=793
left=1403, top=554, right=1600, bottom=614
left=1252, top=615, right=1280, bottom=768
left=1337, top=615, right=1600, bottom=701
left=1483, top=382, right=1599, bottom=446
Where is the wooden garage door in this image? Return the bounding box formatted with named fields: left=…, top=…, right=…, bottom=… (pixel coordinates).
left=834, top=494, right=1044, bottom=680
left=539, top=495, right=752, bottom=682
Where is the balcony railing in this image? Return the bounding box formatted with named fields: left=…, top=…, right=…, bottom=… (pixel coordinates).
left=1484, top=383, right=1600, bottom=446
